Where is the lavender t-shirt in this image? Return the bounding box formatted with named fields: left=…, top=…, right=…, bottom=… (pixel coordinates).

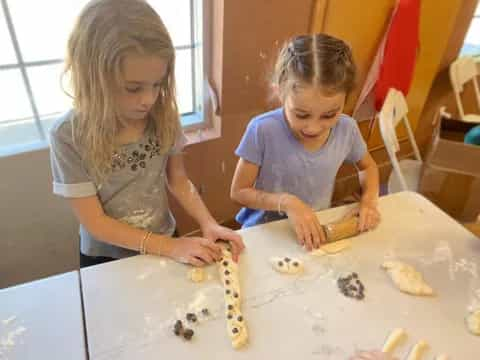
left=235, top=107, right=367, bottom=228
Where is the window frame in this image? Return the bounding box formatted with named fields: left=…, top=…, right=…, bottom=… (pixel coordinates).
left=0, top=0, right=210, bottom=157
left=461, top=5, right=480, bottom=57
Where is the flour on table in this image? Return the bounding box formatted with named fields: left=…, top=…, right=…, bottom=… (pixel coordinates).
left=2, top=316, right=16, bottom=326
left=0, top=326, right=27, bottom=351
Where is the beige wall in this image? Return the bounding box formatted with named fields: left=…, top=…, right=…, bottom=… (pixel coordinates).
left=0, top=149, right=79, bottom=288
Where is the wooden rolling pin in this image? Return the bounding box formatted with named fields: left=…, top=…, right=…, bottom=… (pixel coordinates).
left=322, top=216, right=360, bottom=243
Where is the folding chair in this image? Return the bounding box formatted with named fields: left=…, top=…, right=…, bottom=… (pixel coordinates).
left=378, top=88, right=423, bottom=193
left=449, top=56, right=480, bottom=124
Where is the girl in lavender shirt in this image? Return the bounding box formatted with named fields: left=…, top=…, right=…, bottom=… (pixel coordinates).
left=231, top=34, right=380, bottom=251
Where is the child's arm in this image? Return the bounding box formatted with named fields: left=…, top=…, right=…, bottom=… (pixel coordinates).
left=356, top=152, right=381, bottom=231
left=166, top=153, right=245, bottom=261
left=231, top=158, right=326, bottom=250
left=68, top=196, right=221, bottom=266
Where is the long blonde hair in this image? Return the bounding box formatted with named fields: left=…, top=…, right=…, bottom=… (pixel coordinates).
left=63, top=0, right=180, bottom=182
left=272, top=33, right=356, bottom=100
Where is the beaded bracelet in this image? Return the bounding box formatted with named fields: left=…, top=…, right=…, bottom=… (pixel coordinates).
left=277, top=194, right=288, bottom=216
left=140, top=231, right=153, bottom=255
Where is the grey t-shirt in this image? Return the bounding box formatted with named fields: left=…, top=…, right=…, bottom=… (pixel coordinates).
left=49, top=110, right=187, bottom=258
left=235, top=107, right=367, bottom=227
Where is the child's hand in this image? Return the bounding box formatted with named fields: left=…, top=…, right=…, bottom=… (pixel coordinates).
left=349, top=350, right=397, bottom=360
left=358, top=198, right=381, bottom=232
left=201, top=222, right=245, bottom=262
left=161, top=236, right=222, bottom=266
left=284, top=195, right=326, bottom=250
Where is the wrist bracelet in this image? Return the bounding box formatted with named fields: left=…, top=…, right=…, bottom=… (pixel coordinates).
left=140, top=231, right=153, bottom=255
left=277, top=194, right=288, bottom=215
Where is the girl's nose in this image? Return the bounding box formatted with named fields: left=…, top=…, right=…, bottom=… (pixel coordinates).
left=141, top=88, right=156, bottom=107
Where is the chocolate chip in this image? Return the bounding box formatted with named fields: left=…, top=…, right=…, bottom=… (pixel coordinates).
left=201, top=308, right=209, bottom=316
left=226, top=289, right=231, bottom=295
left=225, top=280, right=230, bottom=285
left=352, top=272, right=358, bottom=278
left=183, top=328, right=194, bottom=340
left=233, top=292, right=239, bottom=298
left=174, top=320, right=183, bottom=336
left=284, top=257, right=291, bottom=262
left=186, top=313, right=197, bottom=322
left=293, top=262, right=299, bottom=267
left=232, top=328, right=239, bottom=334
left=223, top=261, right=229, bottom=266
left=237, top=316, right=243, bottom=322
left=224, top=270, right=230, bottom=276
left=278, top=261, right=284, bottom=267
left=228, top=304, right=233, bottom=310
left=227, top=313, right=233, bottom=320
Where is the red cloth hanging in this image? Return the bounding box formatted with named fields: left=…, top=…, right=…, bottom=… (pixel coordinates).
left=374, top=0, right=420, bottom=110
left=353, top=0, right=420, bottom=123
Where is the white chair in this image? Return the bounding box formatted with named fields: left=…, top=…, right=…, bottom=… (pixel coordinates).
left=378, top=88, right=423, bottom=193
left=449, top=56, right=480, bottom=124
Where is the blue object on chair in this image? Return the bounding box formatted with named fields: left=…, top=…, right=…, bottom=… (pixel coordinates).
left=465, top=125, right=480, bottom=145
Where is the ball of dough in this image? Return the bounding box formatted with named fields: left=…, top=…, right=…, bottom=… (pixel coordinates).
left=270, top=256, right=303, bottom=274
left=188, top=267, right=205, bottom=283
left=382, top=261, right=434, bottom=296
left=466, top=309, right=480, bottom=335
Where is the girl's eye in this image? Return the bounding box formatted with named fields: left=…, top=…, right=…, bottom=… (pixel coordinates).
left=296, top=113, right=310, bottom=119
left=126, top=87, right=141, bottom=93
left=321, top=113, right=337, bottom=119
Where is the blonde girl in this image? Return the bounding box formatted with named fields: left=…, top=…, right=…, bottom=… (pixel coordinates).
left=50, top=0, right=244, bottom=267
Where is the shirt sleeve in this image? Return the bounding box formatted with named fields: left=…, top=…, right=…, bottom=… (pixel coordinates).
left=234, top=119, right=264, bottom=166
left=49, top=124, right=97, bottom=198
left=345, top=119, right=368, bottom=164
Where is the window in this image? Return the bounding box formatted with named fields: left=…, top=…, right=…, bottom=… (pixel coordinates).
left=0, top=0, right=203, bottom=156
left=461, top=3, right=480, bottom=56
